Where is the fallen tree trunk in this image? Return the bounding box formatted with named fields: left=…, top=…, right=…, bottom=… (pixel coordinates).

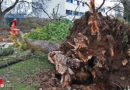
left=0, top=50, right=32, bottom=68
left=48, top=11, right=130, bottom=89
left=0, top=47, right=14, bottom=57
left=24, top=38, right=59, bottom=53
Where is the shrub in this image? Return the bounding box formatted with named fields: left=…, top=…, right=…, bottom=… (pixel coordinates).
left=25, top=19, right=72, bottom=43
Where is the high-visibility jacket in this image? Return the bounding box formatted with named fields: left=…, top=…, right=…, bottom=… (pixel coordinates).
left=10, top=21, right=16, bottom=28
left=10, top=20, right=18, bottom=35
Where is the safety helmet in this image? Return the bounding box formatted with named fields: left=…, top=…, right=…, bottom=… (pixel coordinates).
left=13, top=18, right=17, bottom=21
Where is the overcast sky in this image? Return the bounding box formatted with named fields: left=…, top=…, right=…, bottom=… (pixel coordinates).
left=83, top=0, right=123, bottom=8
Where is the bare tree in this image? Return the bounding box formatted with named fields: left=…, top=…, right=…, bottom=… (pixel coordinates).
left=51, top=4, right=60, bottom=20
left=0, top=0, right=19, bottom=25
left=12, top=0, right=31, bottom=14
left=32, top=0, right=65, bottom=21
left=32, top=0, right=52, bottom=19
left=107, top=0, right=130, bottom=20
left=72, top=0, right=84, bottom=21
left=105, top=2, right=122, bottom=16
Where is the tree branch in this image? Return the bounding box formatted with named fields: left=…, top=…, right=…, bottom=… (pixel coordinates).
left=19, top=0, right=30, bottom=4
left=32, top=5, right=52, bottom=20
left=55, top=4, right=59, bottom=17
left=3, top=0, right=19, bottom=15
left=96, top=0, right=105, bottom=12
left=0, top=2, right=1, bottom=13
left=0, top=0, right=3, bottom=13
left=72, top=0, right=83, bottom=21
left=106, top=2, right=121, bottom=16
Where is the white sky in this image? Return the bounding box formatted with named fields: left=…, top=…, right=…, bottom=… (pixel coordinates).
left=83, top=0, right=123, bottom=8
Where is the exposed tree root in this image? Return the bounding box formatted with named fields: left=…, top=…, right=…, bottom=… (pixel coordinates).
left=48, top=11, right=130, bottom=89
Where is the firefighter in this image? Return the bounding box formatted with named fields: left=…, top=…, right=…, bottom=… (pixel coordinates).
left=10, top=18, right=18, bottom=35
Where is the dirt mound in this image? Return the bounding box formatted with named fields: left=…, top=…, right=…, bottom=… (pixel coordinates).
left=48, top=11, right=130, bottom=89
left=36, top=70, right=67, bottom=90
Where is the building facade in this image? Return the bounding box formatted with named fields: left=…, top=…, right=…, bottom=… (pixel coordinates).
left=36, top=0, right=124, bottom=20
left=3, top=0, right=124, bottom=19
left=37, top=0, right=89, bottom=20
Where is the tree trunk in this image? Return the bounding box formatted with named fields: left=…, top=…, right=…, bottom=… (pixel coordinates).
left=24, top=38, right=59, bottom=53
left=121, top=0, right=130, bottom=21
left=123, top=3, right=128, bottom=20
left=0, top=50, right=32, bottom=68
left=0, top=14, right=4, bottom=26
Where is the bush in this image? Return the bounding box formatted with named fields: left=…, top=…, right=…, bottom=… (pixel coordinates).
left=25, top=19, right=72, bottom=43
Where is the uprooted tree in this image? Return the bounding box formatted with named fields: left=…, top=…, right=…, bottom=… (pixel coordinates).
left=24, top=0, right=129, bottom=89
left=47, top=0, right=130, bottom=89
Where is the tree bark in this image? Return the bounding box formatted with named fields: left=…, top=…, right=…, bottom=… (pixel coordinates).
left=24, top=38, right=59, bottom=53
left=0, top=50, right=32, bottom=68
left=122, top=1, right=128, bottom=20
left=119, top=0, right=130, bottom=21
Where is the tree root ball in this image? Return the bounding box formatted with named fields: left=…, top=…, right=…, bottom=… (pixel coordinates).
left=48, top=11, right=130, bottom=89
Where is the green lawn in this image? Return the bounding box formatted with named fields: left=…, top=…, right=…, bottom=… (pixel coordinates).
left=0, top=51, right=54, bottom=90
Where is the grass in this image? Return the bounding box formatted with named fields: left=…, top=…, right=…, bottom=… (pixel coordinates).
left=0, top=51, right=54, bottom=90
